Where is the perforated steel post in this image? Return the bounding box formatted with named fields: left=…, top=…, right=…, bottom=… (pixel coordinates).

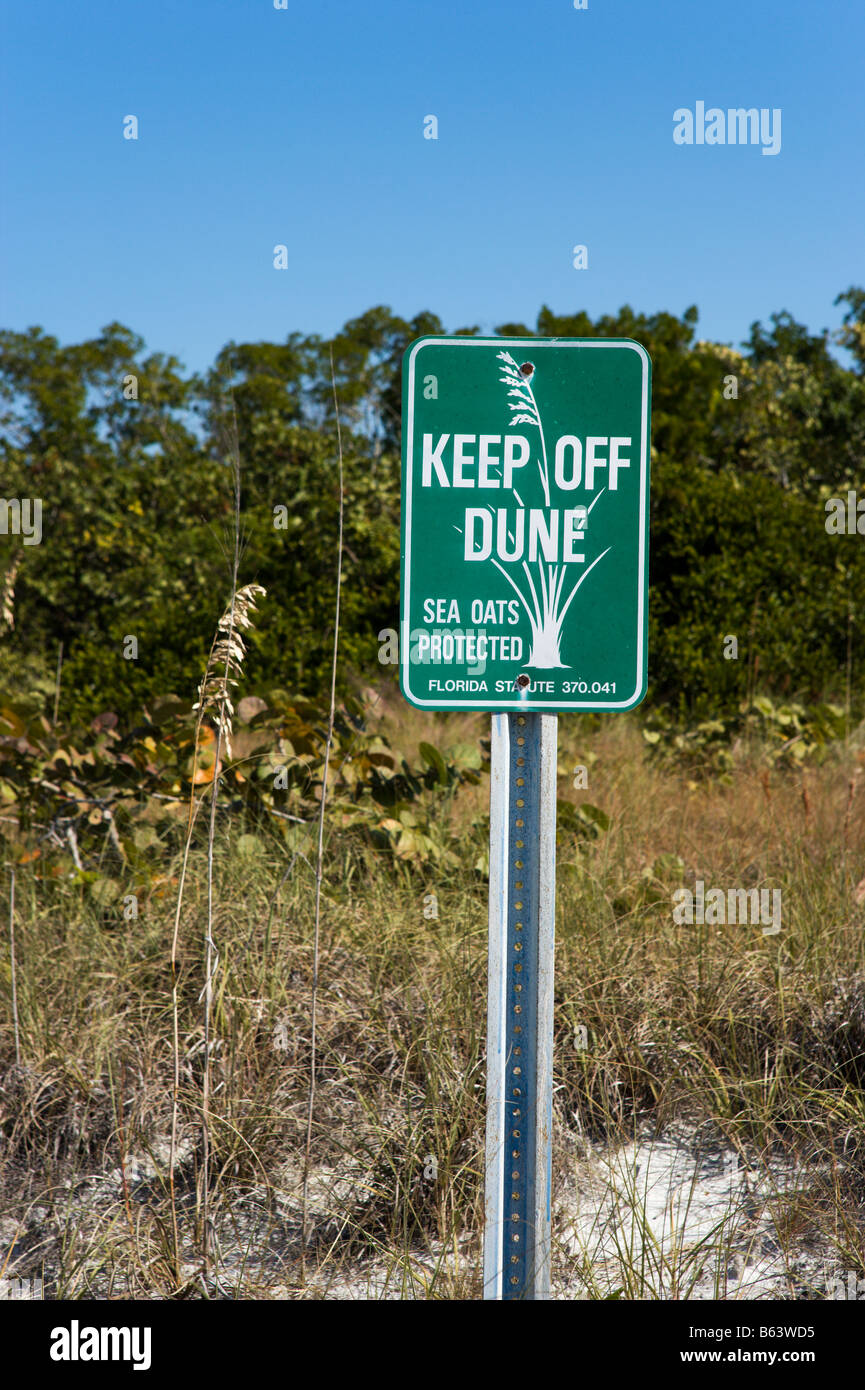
left=484, top=710, right=557, bottom=1300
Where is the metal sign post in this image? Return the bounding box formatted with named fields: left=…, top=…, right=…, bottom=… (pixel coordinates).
left=484, top=710, right=557, bottom=1299
left=399, top=335, right=651, bottom=1300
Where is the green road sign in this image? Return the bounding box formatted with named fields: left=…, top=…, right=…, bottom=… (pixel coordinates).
left=400, top=337, right=652, bottom=712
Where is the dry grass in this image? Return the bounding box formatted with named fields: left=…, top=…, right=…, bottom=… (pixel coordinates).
left=1, top=702, right=864, bottom=1297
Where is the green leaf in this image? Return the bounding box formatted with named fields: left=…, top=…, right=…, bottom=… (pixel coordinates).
left=651, top=852, right=684, bottom=882
left=133, top=826, right=160, bottom=851
left=89, top=876, right=121, bottom=906
left=448, top=740, right=483, bottom=771
left=418, top=741, right=449, bottom=785
left=580, top=803, right=610, bottom=832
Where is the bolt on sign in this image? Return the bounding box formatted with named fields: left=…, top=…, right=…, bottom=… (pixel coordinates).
left=400, top=338, right=651, bottom=712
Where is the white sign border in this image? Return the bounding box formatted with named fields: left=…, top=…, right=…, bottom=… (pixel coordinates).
left=401, top=337, right=651, bottom=711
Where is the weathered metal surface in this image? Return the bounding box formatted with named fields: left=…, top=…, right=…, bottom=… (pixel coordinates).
left=484, top=711, right=556, bottom=1299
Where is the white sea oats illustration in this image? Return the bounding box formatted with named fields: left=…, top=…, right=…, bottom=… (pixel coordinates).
left=488, top=351, right=611, bottom=669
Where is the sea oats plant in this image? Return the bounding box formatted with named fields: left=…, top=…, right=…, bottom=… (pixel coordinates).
left=1, top=557, right=19, bottom=632
left=193, top=581, right=266, bottom=1277
left=493, top=351, right=610, bottom=669
left=301, top=347, right=345, bottom=1283
left=166, top=405, right=267, bottom=1285
left=192, top=582, right=267, bottom=764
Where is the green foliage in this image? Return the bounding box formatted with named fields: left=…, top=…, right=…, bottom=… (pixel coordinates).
left=649, top=459, right=865, bottom=715
left=557, top=797, right=610, bottom=845
left=2, top=290, right=865, bottom=727
left=0, top=418, right=400, bottom=722
left=642, top=697, right=848, bottom=776
left=0, top=688, right=489, bottom=881
left=232, top=418, right=401, bottom=697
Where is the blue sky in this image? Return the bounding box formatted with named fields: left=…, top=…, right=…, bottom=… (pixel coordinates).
left=1, top=0, right=862, bottom=374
